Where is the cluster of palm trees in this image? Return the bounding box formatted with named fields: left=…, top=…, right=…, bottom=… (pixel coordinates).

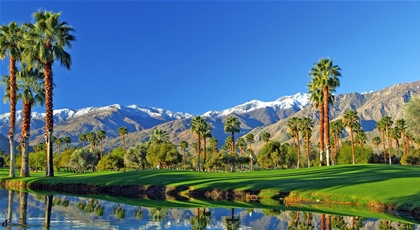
left=373, top=116, right=414, bottom=164
left=1, top=10, right=75, bottom=177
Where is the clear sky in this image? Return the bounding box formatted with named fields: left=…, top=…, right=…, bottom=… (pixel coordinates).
left=1, top=1, right=420, bottom=116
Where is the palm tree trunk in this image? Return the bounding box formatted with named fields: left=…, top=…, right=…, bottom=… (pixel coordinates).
left=306, top=130, right=310, bottom=168
left=183, top=148, right=186, bottom=169
left=44, top=63, right=54, bottom=177
left=320, top=213, right=325, bottom=230
left=296, top=131, right=300, bottom=169
left=231, top=132, right=235, bottom=154
left=387, top=133, right=392, bottom=165
left=7, top=190, right=14, bottom=224
left=326, top=214, right=331, bottom=230
left=196, top=133, right=201, bottom=171
left=203, top=137, right=207, bottom=171
left=100, top=139, right=103, bottom=160
left=323, top=86, right=330, bottom=166
left=21, top=101, right=31, bottom=177
left=319, top=103, right=324, bottom=166
left=8, top=58, right=17, bottom=178
left=381, top=130, right=386, bottom=163
left=43, top=195, right=53, bottom=229
left=376, top=144, right=380, bottom=156
left=19, top=191, right=28, bottom=225
left=405, top=135, right=409, bottom=155
left=350, top=128, right=355, bottom=164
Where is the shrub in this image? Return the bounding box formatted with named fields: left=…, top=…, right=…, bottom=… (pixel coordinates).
left=336, top=144, right=373, bottom=164
left=400, top=149, right=420, bottom=165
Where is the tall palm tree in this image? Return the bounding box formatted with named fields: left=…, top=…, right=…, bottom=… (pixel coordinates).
left=190, top=116, right=206, bottom=171
left=0, top=21, right=23, bottom=177
left=330, top=120, right=341, bottom=165
left=389, top=127, right=401, bottom=150
left=262, top=132, right=271, bottom=144
left=308, top=84, right=325, bottom=166
left=224, top=116, right=241, bottom=154
left=376, top=120, right=387, bottom=163
left=395, top=119, right=408, bottom=155
left=299, top=117, right=314, bottom=168
left=96, top=130, right=106, bottom=160
left=78, top=133, right=87, bottom=147
left=372, top=136, right=381, bottom=156
left=209, top=137, right=218, bottom=156
left=343, top=110, right=359, bottom=164
left=118, top=126, right=129, bottom=171
left=200, top=121, right=212, bottom=168
left=380, top=116, right=393, bottom=164
left=64, top=136, right=71, bottom=150
left=245, top=133, right=254, bottom=151
left=287, top=117, right=302, bottom=168
left=1, top=67, right=45, bottom=177
left=179, top=140, right=188, bottom=169
left=308, top=58, right=341, bottom=167
left=19, top=73, right=45, bottom=176
left=22, top=10, right=76, bottom=177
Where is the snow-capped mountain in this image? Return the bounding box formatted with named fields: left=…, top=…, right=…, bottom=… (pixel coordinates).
left=203, top=93, right=309, bottom=117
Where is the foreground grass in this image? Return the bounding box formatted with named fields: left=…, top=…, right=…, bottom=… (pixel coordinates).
left=1, top=164, right=420, bottom=212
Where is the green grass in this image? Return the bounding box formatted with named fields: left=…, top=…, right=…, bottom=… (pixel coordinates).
left=1, top=164, right=420, bottom=213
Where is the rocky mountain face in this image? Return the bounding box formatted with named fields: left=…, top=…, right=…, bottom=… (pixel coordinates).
left=1, top=81, right=419, bottom=153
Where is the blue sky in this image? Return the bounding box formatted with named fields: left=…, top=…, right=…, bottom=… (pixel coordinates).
left=1, top=1, right=420, bottom=116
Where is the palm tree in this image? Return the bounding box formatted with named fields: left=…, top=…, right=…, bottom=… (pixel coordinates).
left=22, top=11, right=76, bottom=177
left=209, top=137, right=218, bottom=156
left=308, top=84, right=325, bottom=166
left=64, top=136, right=71, bottom=150
left=78, top=133, right=87, bottom=147
left=0, top=22, right=23, bottom=177
left=372, top=136, right=381, bottom=156
left=200, top=121, right=212, bottom=168
left=376, top=120, right=387, bottom=163
left=224, top=116, right=241, bottom=154
left=287, top=117, right=302, bottom=168
left=179, top=140, right=188, bottom=169
left=151, top=128, right=169, bottom=144
left=190, top=116, right=206, bottom=171
left=118, top=126, right=129, bottom=152
left=2, top=69, right=45, bottom=177
left=96, top=130, right=106, bottom=159
left=236, top=138, right=246, bottom=156
left=390, top=127, right=401, bottom=150
left=380, top=116, right=393, bottom=164
left=308, top=58, right=341, bottom=166
left=2, top=68, right=45, bottom=177
left=53, top=137, right=63, bottom=155
left=395, top=119, right=408, bottom=155
left=330, top=120, right=341, bottom=165
left=299, top=116, right=314, bottom=167
left=343, top=110, right=359, bottom=164
left=245, top=133, right=254, bottom=151
left=86, top=131, right=97, bottom=151
left=262, top=132, right=271, bottom=144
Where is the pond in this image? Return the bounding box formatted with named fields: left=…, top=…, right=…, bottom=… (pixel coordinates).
left=0, top=189, right=418, bottom=229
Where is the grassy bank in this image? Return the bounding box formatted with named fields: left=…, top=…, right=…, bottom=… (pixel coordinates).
left=1, top=164, right=420, bottom=212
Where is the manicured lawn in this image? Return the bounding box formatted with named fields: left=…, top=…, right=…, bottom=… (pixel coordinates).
left=1, top=164, right=420, bottom=212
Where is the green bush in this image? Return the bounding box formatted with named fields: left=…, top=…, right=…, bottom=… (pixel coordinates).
left=400, top=149, right=420, bottom=165
left=336, top=144, right=373, bottom=164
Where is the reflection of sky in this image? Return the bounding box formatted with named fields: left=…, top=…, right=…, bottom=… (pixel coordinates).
left=0, top=190, right=419, bottom=230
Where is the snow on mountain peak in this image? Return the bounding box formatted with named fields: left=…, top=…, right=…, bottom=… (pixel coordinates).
left=203, top=93, right=310, bottom=117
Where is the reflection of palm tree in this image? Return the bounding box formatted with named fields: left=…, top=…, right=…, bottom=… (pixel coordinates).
left=7, top=190, right=14, bottom=224
left=134, top=208, right=143, bottom=219
left=113, top=204, right=126, bottom=219
left=43, top=195, right=53, bottom=229
left=190, top=208, right=211, bottom=230
left=223, top=208, right=240, bottom=230
left=19, top=191, right=28, bottom=226
left=149, top=207, right=167, bottom=222
left=95, top=201, right=104, bottom=217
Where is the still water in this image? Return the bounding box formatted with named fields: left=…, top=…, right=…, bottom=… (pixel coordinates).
left=0, top=190, right=418, bottom=230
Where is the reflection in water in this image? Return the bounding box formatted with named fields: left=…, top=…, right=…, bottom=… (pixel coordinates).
left=0, top=190, right=418, bottom=230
